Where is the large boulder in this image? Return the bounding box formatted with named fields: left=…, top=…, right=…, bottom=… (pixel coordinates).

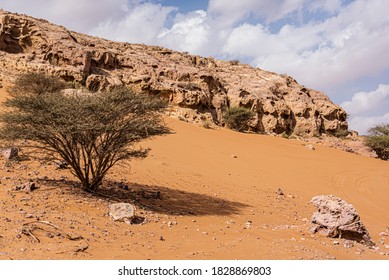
left=309, top=195, right=374, bottom=247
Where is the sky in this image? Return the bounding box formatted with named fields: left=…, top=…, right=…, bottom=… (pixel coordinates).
left=1, top=0, right=388, bottom=134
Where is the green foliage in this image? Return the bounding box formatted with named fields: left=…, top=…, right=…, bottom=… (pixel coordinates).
left=0, top=73, right=170, bottom=191
left=368, top=124, right=389, bottom=136
left=10, top=72, right=66, bottom=95
left=333, top=129, right=350, bottom=138
left=364, top=124, right=389, bottom=160
left=202, top=120, right=213, bottom=129
left=223, top=107, right=254, bottom=132
left=281, top=131, right=290, bottom=139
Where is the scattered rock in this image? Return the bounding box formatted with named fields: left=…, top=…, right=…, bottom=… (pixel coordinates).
left=117, top=182, right=129, bottom=191
left=344, top=240, right=355, bottom=248
left=167, top=221, right=177, bottom=228
left=14, top=182, right=37, bottom=193
left=109, top=203, right=135, bottom=224
left=231, top=155, right=238, bottom=158
left=305, top=144, right=316, bottom=151
left=309, top=195, right=375, bottom=247
left=244, top=221, right=252, bottom=229
left=54, top=160, right=68, bottom=169
left=277, top=188, right=284, bottom=195
left=379, top=232, right=388, bottom=237
left=1, top=147, right=19, bottom=160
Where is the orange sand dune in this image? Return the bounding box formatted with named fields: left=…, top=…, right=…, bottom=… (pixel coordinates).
left=0, top=87, right=388, bottom=260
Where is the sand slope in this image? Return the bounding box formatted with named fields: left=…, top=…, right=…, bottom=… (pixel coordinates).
left=0, top=87, right=388, bottom=260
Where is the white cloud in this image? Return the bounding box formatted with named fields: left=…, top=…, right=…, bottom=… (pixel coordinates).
left=341, top=84, right=389, bottom=116
left=308, top=0, right=343, bottom=13
left=90, top=3, right=176, bottom=44
left=0, top=0, right=129, bottom=33
left=348, top=113, right=389, bottom=135
left=158, top=10, right=210, bottom=54
left=341, top=84, right=389, bottom=134
left=219, top=0, right=389, bottom=92
left=207, top=0, right=305, bottom=25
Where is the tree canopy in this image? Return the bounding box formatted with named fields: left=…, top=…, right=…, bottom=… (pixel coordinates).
left=0, top=73, right=171, bottom=191
left=364, top=124, right=389, bottom=160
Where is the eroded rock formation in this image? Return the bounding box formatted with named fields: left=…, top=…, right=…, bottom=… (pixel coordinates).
left=0, top=10, right=348, bottom=136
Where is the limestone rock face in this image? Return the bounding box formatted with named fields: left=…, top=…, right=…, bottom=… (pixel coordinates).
left=0, top=10, right=348, bottom=136
left=310, top=195, right=374, bottom=247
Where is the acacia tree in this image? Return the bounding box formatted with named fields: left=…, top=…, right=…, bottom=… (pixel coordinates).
left=364, top=124, right=389, bottom=160
left=0, top=73, right=170, bottom=191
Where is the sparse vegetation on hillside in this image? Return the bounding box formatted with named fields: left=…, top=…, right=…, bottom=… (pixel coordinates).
left=229, top=59, right=240, bottom=65
left=202, top=120, right=213, bottom=129
left=223, top=107, right=254, bottom=132
left=332, top=128, right=350, bottom=138
left=0, top=73, right=170, bottom=191
left=364, top=124, right=389, bottom=160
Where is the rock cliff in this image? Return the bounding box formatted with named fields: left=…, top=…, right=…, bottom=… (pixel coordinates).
left=0, top=10, right=348, bottom=136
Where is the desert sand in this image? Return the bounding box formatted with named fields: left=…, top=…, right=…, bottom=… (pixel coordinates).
left=0, top=87, right=388, bottom=260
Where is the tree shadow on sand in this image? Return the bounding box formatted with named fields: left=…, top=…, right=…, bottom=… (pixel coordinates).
left=39, top=179, right=248, bottom=216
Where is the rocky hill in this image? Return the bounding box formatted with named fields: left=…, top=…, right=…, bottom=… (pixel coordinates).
left=0, top=10, right=348, bottom=136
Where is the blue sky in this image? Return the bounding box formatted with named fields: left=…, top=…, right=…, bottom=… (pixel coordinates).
left=1, top=0, right=389, bottom=134
left=158, top=0, right=209, bottom=13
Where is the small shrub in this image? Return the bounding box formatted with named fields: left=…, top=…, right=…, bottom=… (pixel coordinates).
left=230, top=59, right=240, bottom=65
left=333, top=129, right=350, bottom=138
left=178, top=116, right=186, bottom=122
left=223, top=107, right=254, bottom=132
left=177, top=82, right=200, bottom=91
left=281, top=131, right=290, bottom=139
left=202, top=120, right=213, bottom=129
left=364, top=124, right=389, bottom=160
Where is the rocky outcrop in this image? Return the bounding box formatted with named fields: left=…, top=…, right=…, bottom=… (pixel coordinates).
left=0, top=10, right=348, bottom=136
left=310, top=195, right=374, bottom=247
